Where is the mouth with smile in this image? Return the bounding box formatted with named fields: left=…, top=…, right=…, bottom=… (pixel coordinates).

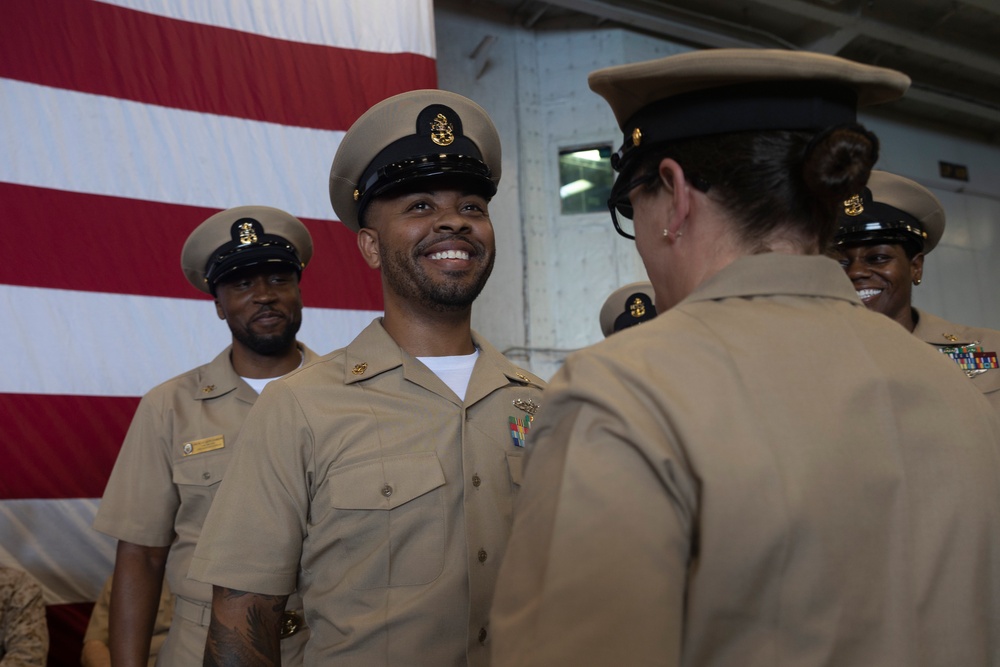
left=428, top=249, right=470, bottom=260
left=422, top=237, right=478, bottom=266
left=856, top=288, right=883, bottom=302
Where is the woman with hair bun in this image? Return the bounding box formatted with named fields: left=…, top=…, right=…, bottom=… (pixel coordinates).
left=491, top=50, right=1000, bottom=667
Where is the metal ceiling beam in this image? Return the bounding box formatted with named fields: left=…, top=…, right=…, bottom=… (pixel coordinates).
left=802, top=26, right=859, bottom=53
left=537, top=0, right=762, bottom=48
left=956, top=0, right=1000, bottom=16
left=904, top=86, right=1000, bottom=126
left=546, top=0, right=1000, bottom=78
left=747, top=0, right=1000, bottom=76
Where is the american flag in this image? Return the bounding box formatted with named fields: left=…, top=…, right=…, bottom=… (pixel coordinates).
left=0, top=1, right=436, bottom=662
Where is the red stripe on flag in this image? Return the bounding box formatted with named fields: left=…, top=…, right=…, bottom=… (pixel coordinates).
left=1, top=394, right=139, bottom=500
left=1, top=183, right=383, bottom=310
left=0, top=0, right=437, bottom=132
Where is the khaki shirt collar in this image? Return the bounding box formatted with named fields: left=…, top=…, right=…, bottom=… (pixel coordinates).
left=681, top=253, right=859, bottom=306
left=195, top=342, right=316, bottom=403
left=343, top=319, right=543, bottom=405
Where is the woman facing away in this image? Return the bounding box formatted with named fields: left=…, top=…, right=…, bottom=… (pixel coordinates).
left=489, top=49, right=1000, bottom=667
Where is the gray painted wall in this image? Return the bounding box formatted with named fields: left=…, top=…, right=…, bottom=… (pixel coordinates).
left=435, top=1, right=1000, bottom=380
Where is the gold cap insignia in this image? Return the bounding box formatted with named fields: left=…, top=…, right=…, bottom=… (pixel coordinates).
left=237, top=221, right=258, bottom=245
left=843, top=194, right=864, bottom=217
left=430, top=113, right=455, bottom=146
left=352, top=362, right=368, bottom=375
left=631, top=127, right=642, bottom=147
left=629, top=297, right=646, bottom=319
left=353, top=188, right=360, bottom=201
left=513, top=398, right=539, bottom=415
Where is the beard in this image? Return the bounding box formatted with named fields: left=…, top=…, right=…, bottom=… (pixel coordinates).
left=379, top=239, right=494, bottom=312
left=230, top=314, right=302, bottom=356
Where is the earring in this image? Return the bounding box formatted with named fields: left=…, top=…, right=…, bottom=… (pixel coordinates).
left=662, top=229, right=684, bottom=240
left=914, top=278, right=922, bottom=285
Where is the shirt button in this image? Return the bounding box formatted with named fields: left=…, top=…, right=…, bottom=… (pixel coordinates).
left=478, top=549, right=488, bottom=563
left=478, top=627, right=488, bottom=644
left=202, top=472, right=211, bottom=480
left=381, top=484, right=393, bottom=498
left=472, top=474, right=481, bottom=487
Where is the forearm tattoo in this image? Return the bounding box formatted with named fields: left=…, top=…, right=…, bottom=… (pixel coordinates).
left=203, top=588, right=286, bottom=667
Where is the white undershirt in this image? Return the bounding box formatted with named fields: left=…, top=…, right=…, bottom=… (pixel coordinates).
left=241, top=375, right=280, bottom=395
left=241, top=350, right=305, bottom=395
left=418, top=349, right=479, bottom=401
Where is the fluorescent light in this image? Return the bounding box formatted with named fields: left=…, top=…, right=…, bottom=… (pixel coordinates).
left=571, top=149, right=603, bottom=161
left=560, top=179, right=593, bottom=198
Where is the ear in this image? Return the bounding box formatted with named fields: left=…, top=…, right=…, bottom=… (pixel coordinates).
left=658, top=158, right=692, bottom=230
left=911, top=251, right=925, bottom=285
left=357, top=228, right=382, bottom=270
left=214, top=299, right=225, bottom=320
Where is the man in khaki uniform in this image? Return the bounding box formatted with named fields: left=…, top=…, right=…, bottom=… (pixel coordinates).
left=598, top=281, right=656, bottom=337
left=93, top=206, right=317, bottom=666
left=190, top=90, right=545, bottom=666
left=490, top=51, right=1000, bottom=666
left=831, top=170, right=1000, bottom=410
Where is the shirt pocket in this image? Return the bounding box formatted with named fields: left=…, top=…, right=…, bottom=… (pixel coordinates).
left=506, top=451, right=524, bottom=487
left=327, top=451, right=446, bottom=590
left=172, top=449, right=229, bottom=489
left=171, top=450, right=230, bottom=521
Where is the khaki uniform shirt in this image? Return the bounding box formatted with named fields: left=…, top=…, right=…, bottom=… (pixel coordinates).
left=0, top=568, right=47, bottom=666
left=491, top=254, right=1000, bottom=667
left=92, top=344, right=316, bottom=665
left=912, top=307, right=1000, bottom=412
left=190, top=320, right=545, bottom=666
left=82, top=576, right=173, bottom=666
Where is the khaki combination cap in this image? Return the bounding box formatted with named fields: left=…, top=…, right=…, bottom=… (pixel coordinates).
left=329, top=89, right=502, bottom=233
left=588, top=48, right=910, bottom=176
left=599, top=281, right=657, bottom=338
left=834, top=170, right=945, bottom=254
left=181, top=205, right=313, bottom=295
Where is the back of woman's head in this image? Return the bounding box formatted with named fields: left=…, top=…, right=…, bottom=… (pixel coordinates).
left=655, top=123, right=879, bottom=252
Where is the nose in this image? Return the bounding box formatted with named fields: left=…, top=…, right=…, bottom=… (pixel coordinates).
left=433, top=206, right=472, bottom=233
left=843, top=258, right=870, bottom=281
left=250, top=277, right=277, bottom=302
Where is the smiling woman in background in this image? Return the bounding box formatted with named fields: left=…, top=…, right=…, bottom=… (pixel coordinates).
left=831, top=169, right=1000, bottom=410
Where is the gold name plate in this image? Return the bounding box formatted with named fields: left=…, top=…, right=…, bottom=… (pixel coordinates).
left=182, top=435, right=225, bottom=457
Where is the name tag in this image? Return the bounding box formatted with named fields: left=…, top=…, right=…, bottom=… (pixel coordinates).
left=182, top=435, right=225, bottom=457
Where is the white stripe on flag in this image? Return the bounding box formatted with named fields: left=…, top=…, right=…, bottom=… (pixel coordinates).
left=0, top=79, right=344, bottom=220
left=0, top=498, right=114, bottom=605
left=0, top=284, right=379, bottom=397
left=95, top=0, right=437, bottom=57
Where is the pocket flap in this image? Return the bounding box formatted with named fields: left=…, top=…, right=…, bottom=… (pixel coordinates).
left=328, top=452, right=446, bottom=510
left=172, top=451, right=229, bottom=487
left=506, top=451, right=524, bottom=486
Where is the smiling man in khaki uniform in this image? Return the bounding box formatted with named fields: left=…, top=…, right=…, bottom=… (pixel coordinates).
left=191, top=90, right=545, bottom=666
left=93, top=206, right=317, bottom=666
